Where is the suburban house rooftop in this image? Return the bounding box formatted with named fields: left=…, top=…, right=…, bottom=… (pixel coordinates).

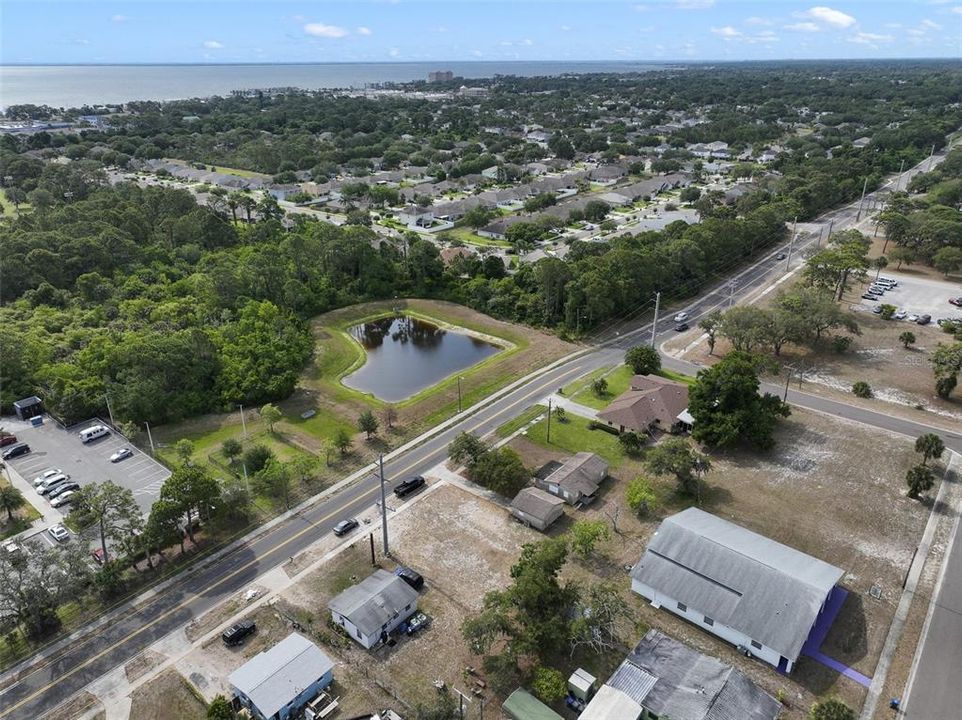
left=228, top=632, right=334, bottom=720
left=581, top=629, right=781, bottom=720
left=631, top=508, right=844, bottom=663
left=328, top=569, right=419, bottom=639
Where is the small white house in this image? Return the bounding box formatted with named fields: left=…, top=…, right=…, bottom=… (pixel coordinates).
left=630, top=508, right=844, bottom=673
left=328, top=569, right=419, bottom=649
left=229, top=632, right=334, bottom=720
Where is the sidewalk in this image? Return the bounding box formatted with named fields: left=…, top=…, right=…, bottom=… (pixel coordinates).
left=546, top=393, right=599, bottom=421
left=859, top=452, right=961, bottom=719
left=2, top=456, right=64, bottom=541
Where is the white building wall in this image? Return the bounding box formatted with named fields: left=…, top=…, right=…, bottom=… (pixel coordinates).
left=630, top=579, right=786, bottom=671
left=331, top=601, right=418, bottom=651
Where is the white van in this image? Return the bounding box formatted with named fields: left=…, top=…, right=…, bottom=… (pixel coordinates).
left=79, top=425, right=110, bottom=443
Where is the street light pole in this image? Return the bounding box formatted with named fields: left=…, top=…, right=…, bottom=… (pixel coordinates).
left=239, top=404, right=248, bottom=439
left=895, top=159, right=905, bottom=192
left=103, top=393, right=116, bottom=427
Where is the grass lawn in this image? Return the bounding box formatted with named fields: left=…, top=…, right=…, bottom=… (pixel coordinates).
left=495, top=404, right=547, bottom=438
left=205, top=164, right=269, bottom=180
left=0, top=189, right=29, bottom=218
left=572, top=365, right=634, bottom=409
left=0, top=475, right=41, bottom=539
left=446, top=225, right=512, bottom=248
left=525, top=412, right=625, bottom=466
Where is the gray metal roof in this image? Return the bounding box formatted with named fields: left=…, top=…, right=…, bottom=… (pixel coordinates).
left=510, top=487, right=565, bottom=521
left=327, top=569, right=418, bottom=637
left=228, top=632, right=334, bottom=719
left=544, top=452, right=608, bottom=496
left=610, top=630, right=781, bottom=720
left=631, top=508, right=843, bottom=661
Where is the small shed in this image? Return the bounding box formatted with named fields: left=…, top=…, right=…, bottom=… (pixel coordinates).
left=13, top=396, right=43, bottom=421
left=502, top=689, right=564, bottom=720
left=567, top=668, right=597, bottom=702
left=510, top=488, right=565, bottom=531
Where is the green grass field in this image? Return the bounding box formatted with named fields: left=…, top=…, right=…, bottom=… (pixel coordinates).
left=566, top=365, right=694, bottom=410
left=0, top=189, right=29, bottom=218
left=446, top=226, right=512, bottom=248
left=525, top=413, right=624, bottom=465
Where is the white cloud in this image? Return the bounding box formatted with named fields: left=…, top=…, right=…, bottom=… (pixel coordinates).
left=303, top=22, right=350, bottom=38
left=951, top=5, right=962, bottom=13
left=388, top=47, right=400, bottom=57
left=676, top=0, right=715, bottom=8
left=499, top=40, right=513, bottom=46
left=711, top=25, right=742, bottom=38
left=472, top=49, right=483, bottom=57
left=111, top=14, right=128, bottom=23
left=435, top=26, right=448, bottom=33
left=203, top=40, right=223, bottom=49
left=921, top=18, right=942, bottom=28
left=785, top=21, right=820, bottom=32
left=356, top=26, right=372, bottom=35
left=745, top=16, right=773, bottom=26
left=521, top=38, right=534, bottom=46
left=632, top=4, right=650, bottom=11
left=801, top=6, right=857, bottom=28
left=848, top=31, right=894, bottom=47
left=560, top=25, right=571, bottom=31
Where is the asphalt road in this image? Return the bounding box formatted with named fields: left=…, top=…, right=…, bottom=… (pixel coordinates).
left=2, top=149, right=956, bottom=720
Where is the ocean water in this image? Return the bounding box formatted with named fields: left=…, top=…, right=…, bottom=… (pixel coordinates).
left=0, top=61, right=664, bottom=109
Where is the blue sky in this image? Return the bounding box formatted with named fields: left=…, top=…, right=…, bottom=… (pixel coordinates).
left=3, top=1, right=961, bottom=64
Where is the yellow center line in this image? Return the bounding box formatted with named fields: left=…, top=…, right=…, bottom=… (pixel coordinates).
left=2, top=363, right=587, bottom=718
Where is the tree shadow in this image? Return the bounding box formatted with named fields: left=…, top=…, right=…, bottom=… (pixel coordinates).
left=365, top=436, right=391, bottom=454
left=819, top=591, right=868, bottom=667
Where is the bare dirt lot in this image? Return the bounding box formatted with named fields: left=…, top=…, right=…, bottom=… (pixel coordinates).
left=128, top=668, right=206, bottom=720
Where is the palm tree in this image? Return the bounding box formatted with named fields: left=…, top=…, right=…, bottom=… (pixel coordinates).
left=0, top=484, right=26, bottom=523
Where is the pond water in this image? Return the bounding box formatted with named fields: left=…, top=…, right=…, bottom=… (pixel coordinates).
left=341, top=316, right=501, bottom=402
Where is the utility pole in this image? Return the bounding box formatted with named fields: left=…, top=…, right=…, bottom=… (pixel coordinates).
left=783, top=367, right=793, bottom=402
left=239, top=404, right=248, bottom=439
left=104, top=393, right=116, bottom=427
left=457, top=376, right=463, bottom=413
left=379, top=454, right=389, bottom=557
left=785, top=217, right=797, bottom=272
left=650, top=291, right=661, bottom=348
left=728, top=282, right=735, bottom=308
left=856, top=177, right=869, bottom=222
left=242, top=463, right=251, bottom=499
left=144, top=421, right=156, bottom=455
left=546, top=398, right=552, bottom=444
left=895, top=159, right=905, bottom=192
left=928, top=143, right=936, bottom=171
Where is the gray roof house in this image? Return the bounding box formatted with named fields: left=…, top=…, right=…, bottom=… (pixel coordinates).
left=580, top=629, right=781, bottom=720
left=328, top=569, right=419, bottom=649
left=510, top=487, right=566, bottom=531
left=229, top=632, right=335, bottom=720
left=630, top=508, right=844, bottom=673
left=534, top=452, right=608, bottom=506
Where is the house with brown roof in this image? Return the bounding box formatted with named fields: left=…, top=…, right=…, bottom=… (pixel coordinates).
left=597, top=375, right=690, bottom=435
left=439, top=246, right=476, bottom=267
left=510, top=487, right=566, bottom=531
left=534, top=452, right=608, bottom=506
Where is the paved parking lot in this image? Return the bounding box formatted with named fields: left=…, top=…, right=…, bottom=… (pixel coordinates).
left=6, top=417, right=170, bottom=514
left=856, top=272, right=962, bottom=321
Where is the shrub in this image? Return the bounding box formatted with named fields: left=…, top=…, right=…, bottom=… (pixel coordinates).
left=243, top=444, right=274, bottom=474
left=899, top=331, right=916, bottom=349
left=626, top=477, right=658, bottom=516
left=851, top=381, right=872, bottom=398
left=831, top=335, right=852, bottom=353
left=591, top=377, right=609, bottom=397
left=809, top=698, right=855, bottom=720
left=531, top=667, right=567, bottom=704
left=879, top=303, right=896, bottom=320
